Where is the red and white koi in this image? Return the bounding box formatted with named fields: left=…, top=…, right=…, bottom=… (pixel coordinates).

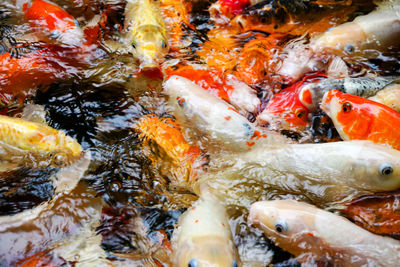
left=321, top=89, right=400, bottom=151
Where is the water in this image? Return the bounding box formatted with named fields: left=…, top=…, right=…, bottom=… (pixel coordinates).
left=0, top=0, right=398, bottom=266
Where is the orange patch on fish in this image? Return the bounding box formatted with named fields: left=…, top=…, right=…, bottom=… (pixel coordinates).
left=322, top=90, right=400, bottom=150
left=164, top=64, right=233, bottom=102
left=23, top=0, right=79, bottom=37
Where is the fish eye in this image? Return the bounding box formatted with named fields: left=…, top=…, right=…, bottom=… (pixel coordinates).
left=379, top=163, right=394, bottom=176
left=132, top=41, right=137, bottom=49
left=342, top=102, right=352, bottom=113
left=161, top=40, right=167, bottom=49
left=188, top=259, right=197, bottom=267
left=296, top=110, right=305, bottom=118
left=52, top=152, right=67, bottom=167
left=275, top=221, right=289, bottom=234
left=344, top=44, right=355, bottom=53
left=232, top=261, right=238, bottom=267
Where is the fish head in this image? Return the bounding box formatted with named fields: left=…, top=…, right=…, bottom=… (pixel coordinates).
left=47, top=134, right=83, bottom=168
left=257, top=85, right=309, bottom=131
left=132, top=25, right=169, bottom=70
left=174, top=235, right=239, bottom=267
left=248, top=200, right=321, bottom=257
left=321, top=90, right=373, bottom=140
left=310, top=22, right=367, bottom=58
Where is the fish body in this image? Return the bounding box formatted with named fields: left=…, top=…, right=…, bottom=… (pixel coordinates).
left=22, top=0, right=84, bottom=46
left=248, top=200, right=400, bottom=266
left=257, top=74, right=326, bottom=131
left=340, top=192, right=400, bottom=238
left=299, top=76, right=400, bottom=112
left=123, top=0, right=168, bottom=69
left=311, top=2, right=400, bottom=59
left=196, top=140, right=400, bottom=207
left=172, top=187, right=240, bottom=267
left=163, top=76, right=288, bottom=152
left=0, top=115, right=82, bottom=168
left=369, top=83, right=400, bottom=112
left=321, top=90, right=400, bottom=150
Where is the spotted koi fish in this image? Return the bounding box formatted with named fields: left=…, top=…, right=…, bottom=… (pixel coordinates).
left=321, top=90, right=400, bottom=151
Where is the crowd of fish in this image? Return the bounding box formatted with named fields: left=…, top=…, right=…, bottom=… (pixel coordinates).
left=1, top=0, right=400, bottom=266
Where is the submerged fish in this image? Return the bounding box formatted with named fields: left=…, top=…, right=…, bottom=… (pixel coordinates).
left=0, top=115, right=82, bottom=168
left=136, top=115, right=204, bottom=185
left=257, top=74, right=326, bottom=131
left=196, top=140, right=400, bottom=207
left=163, top=76, right=288, bottom=152
left=172, top=186, right=240, bottom=267
left=340, top=192, right=400, bottom=238
left=121, top=0, right=169, bottom=69
left=248, top=200, right=400, bottom=266
left=321, top=90, right=400, bottom=151
left=299, top=76, right=400, bottom=112
left=21, top=0, right=84, bottom=46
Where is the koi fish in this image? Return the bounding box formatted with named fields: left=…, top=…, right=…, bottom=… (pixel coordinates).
left=257, top=74, right=326, bottom=131
left=299, top=76, right=400, bottom=112
left=163, top=76, right=288, bottom=152
left=136, top=115, right=204, bottom=185
left=163, top=62, right=260, bottom=114
left=172, top=186, right=240, bottom=267
left=248, top=200, right=400, bottom=266
left=321, top=90, right=400, bottom=150
left=369, top=83, right=400, bottom=112
left=159, top=0, right=195, bottom=53
left=196, top=140, right=400, bottom=207
left=121, top=0, right=168, bottom=69
left=235, top=34, right=283, bottom=86
left=0, top=115, right=82, bottom=168
left=21, top=0, right=84, bottom=46
left=340, top=192, right=400, bottom=238
left=310, top=1, right=400, bottom=60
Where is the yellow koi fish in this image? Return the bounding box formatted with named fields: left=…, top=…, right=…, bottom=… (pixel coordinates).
left=0, top=115, right=82, bottom=168
left=124, top=0, right=169, bottom=69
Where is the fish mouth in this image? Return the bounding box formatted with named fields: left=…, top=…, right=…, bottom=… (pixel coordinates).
left=139, top=59, right=159, bottom=70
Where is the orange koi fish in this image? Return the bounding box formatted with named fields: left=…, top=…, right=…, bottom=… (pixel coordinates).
left=159, top=0, right=195, bottom=53
left=340, top=192, right=400, bottom=238
left=22, top=0, right=84, bottom=46
left=136, top=115, right=205, bottom=184
left=257, top=73, right=326, bottom=131
left=235, top=33, right=284, bottom=86
left=321, top=90, right=400, bottom=151
left=196, top=26, right=240, bottom=72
